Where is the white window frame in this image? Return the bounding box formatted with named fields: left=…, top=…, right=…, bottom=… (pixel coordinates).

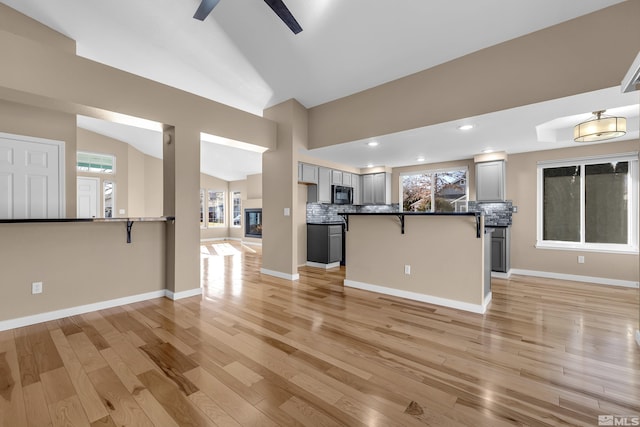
left=231, top=191, right=241, bottom=228
left=399, top=166, right=469, bottom=212
left=207, top=190, right=225, bottom=227
left=536, top=152, right=639, bottom=254
left=200, top=189, right=206, bottom=228
left=77, top=151, right=116, bottom=174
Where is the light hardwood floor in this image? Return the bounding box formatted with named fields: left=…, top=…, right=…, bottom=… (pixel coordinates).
left=1, top=240, right=639, bottom=426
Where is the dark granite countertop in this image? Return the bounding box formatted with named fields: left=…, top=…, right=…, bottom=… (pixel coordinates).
left=0, top=216, right=175, bottom=224
left=338, top=212, right=478, bottom=216
left=307, top=221, right=345, bottom=225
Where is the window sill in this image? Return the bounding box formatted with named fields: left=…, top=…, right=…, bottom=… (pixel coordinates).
left=535, top=242, right=638, bottom=255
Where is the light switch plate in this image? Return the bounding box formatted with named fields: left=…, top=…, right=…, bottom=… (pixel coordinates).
left=284, top=208, right=290, bottom=216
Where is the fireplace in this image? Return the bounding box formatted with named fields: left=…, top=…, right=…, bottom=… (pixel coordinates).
left=245, top=208, right=262, bottom=238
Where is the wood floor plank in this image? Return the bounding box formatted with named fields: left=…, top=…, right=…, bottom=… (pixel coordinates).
left=48, top=395, right=90, bottom=427
left=0, top=338, right=28, bottom=427
left=22, top=381, right=52, bottom=427
left=49, top=328, right=108, bottom=423
left=87, top=366, right=154, bottom=427
left=137, top=369, right=215, bottom=427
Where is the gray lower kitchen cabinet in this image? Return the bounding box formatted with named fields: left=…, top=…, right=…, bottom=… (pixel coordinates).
left=307, top=224, right=343, bottom=264
left=490, top=227, right=510, bottom=272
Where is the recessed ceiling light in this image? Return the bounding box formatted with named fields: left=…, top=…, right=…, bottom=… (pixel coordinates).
left=417, top=157, right=425, bottom=162
left=367, top=141, right=379, bottom=147
left=457, top=124, right=474, bottom=131
left=366, top=163, right=374, bottom=168
left=482, top=149, right=494, bottom=154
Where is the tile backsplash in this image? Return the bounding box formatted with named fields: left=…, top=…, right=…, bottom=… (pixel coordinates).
left=307, top=201, right=514, bottom=226
left=468, top=201, right=514, bottom=226
left=306, top=203, right=399, bottom=223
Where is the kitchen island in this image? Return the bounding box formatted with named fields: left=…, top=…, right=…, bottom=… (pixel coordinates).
left=340, top=212, right=491, bottom=313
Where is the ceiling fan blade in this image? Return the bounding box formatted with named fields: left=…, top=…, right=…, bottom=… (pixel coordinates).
left=263, top=0, right=303, bottom=34
left=193, top=0, right=221, bottom=21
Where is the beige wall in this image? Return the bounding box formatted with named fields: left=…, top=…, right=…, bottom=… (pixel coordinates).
left=507, top=140, right=640, bottom=283
left=263, top=100, right=308, bottom=277
left=0, top=222, right=165, bottom=323
left=307, top=1, right=640, bottom=149
left=246, top=173, right=263, bottom=199
left=0, top=3, right=75, bottom=54
left=345, top=215, right=485, bottom=307
left=144, top=156, right=163, bottom=217
left=296, top=184, right=308, bottom=266
left=127, top=144, right=145, bottom=216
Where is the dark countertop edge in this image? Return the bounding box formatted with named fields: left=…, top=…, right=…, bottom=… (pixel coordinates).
left=338, top=212, right=478, bottom=216
left=307, top=222, right=345, bottom=225
left=0, top=216, right=175, bottom=224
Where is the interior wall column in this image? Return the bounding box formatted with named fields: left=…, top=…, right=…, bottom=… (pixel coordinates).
left=163, top=125, right=201, bottom=297
left=262, top=100, right=308, bottom=279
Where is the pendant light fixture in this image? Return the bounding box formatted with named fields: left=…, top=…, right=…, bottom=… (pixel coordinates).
left=573, top=110, right=626, bottom=142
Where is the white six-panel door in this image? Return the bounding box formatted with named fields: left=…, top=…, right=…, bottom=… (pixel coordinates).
left=77, top=177, right=99, bottom=218
left=0, top=133, right=64, bottom=219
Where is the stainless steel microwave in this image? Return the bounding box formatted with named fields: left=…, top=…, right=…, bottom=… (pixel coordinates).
left=331, top=185, right=353, bottom=205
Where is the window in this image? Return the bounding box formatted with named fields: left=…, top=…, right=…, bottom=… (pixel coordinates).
left=537, top=154, right=638, bottom=253
left=401, top=168, right=467, bottom=212
left=208, top=190, right=225, bottom=227
left=232, top=191, right=241, bottom=227
left=77, top=152, right=115, bottom=174
left=200, top=189, right=205, bottom=228
left=104, top=181, right=114, bottom=218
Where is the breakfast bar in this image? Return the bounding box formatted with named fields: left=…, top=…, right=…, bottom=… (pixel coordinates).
left=340, top=212, right=491, bottom=313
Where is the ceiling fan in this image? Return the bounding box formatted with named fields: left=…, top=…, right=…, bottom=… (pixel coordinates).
left=193, top=0, right=303, bottom=34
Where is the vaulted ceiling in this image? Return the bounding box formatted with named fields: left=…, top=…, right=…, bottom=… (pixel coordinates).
left=2, top=0, right=637, bottom=180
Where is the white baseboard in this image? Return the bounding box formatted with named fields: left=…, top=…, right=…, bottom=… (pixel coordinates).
left=344, top=279, right=487, bottom=314
left=241, top=240, right=263, bottom=247
left=165, top=287, right=203, bottom=300
left=509, top=269, right=639, bottom=288
left=0, top=289, right=166, bottom=332
left=636, top=330, right=640, bottom=348
left=200, top=237, right=227, bottom=242
left=260, top=268, right=299, bottom=281
left=484, top=291, right=492, bottom=310
left=306, top=261, right=340, bottom=270
left=491, top=271, right=512, bottom=279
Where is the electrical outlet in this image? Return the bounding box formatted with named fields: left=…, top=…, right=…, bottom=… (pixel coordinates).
left=578, top=256, right=585, bottom=264
left=404, top=265, right=411, bottom=275
left=32, top=281, right=43, bottom=294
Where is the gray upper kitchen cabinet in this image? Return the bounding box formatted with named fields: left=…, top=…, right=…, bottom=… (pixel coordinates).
left=476, top=160, right=505, bottom=201
left=298, top=163, right=318, bottom=184
left=331, top=170, right=343, bottom=185
left=361, top=172, right=390, bottom=204
left=362, top=174, right=375, bottom=204
left=342, top=172, right=352, bottom=187
left=308, top=166, right=332, bottom=203
left=351, top=175, right=361, bottom=204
